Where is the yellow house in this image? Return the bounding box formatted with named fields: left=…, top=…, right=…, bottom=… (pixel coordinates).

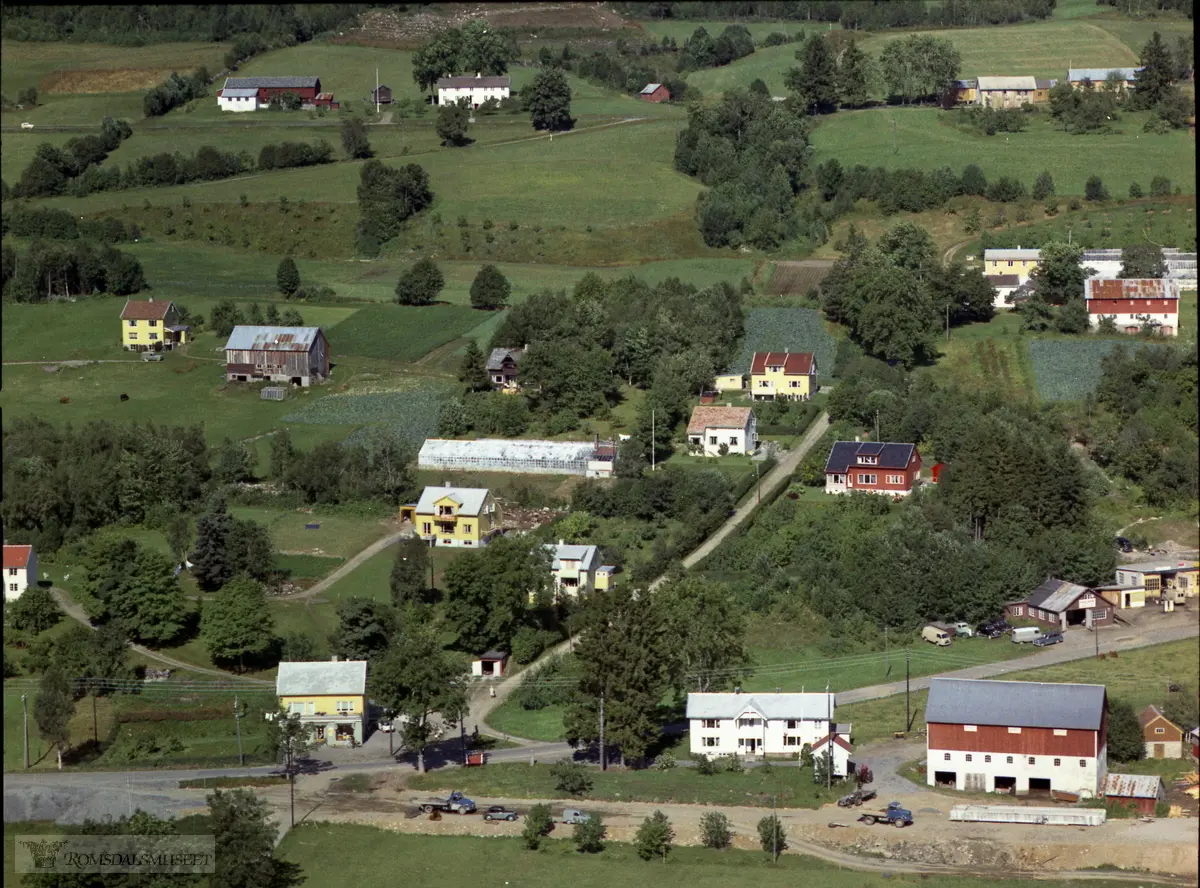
left=402, top=485, right=500, bottom=547
left=750, top=351, right=818, bottom=401
left=275, top=658, right=367, bottom=746
left=120, top=298, right=189, bottom=351
left=714, top=372, right=744, bottom=392
left=982, top=248, right=1041, bottom=282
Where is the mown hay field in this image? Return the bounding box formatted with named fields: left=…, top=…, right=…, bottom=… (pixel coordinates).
left=0, top=39, right=228, bottom=97
left=326, top=303, right=488, bottom=362
left=767, top=262, right=830, bottom=296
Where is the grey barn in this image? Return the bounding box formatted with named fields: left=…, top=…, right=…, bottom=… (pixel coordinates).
left=224, top=326, right=329, bottom=387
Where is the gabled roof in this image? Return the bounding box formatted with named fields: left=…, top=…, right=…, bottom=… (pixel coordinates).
left=954, top=79, right=977, bottom=88
left=546, top=542, right=598, bottom=573
left=2, top=545, right=33, bottom=569
left=1035, top=78, right=1056, bottom=89
left=120, top=299, right=173, bottom=321
left=225, top=76, right=318, bottom=90
left=1027, top=578, right=1092, bottom=613
left=1139, top=704, right=1180, bottom=731
left=641, top=83, right=665, bottom=94
left=750, top=351, right=814, bottom=375
left=984, top=248, right=1041, bottom=261
left=224, top=326, right=323, bottom=351
left=415, top=485, right=490, bottom=516
left=686, top=692, right=835, bottom=720
left=220, top=88, right=261, bottom=98
left=1069, top=67, right=1141, bottom=82
left=437, top=75, right=511, bottom=89
left=276, top=660, right=367, bottom=696
left=824, top=441, right=916, bottom=473
left=687, top=405, right=753, bottom=435
left=486, top=347, right=523, bottom=371
left=812, top=731, right=853, bottom=752
left=1103, top=773, right=1163, bottom=799
left=926, top=678, right=1106, bottom=730
left=1086, top=278, right=1178, bottom=301
left=977, top=76, right=1037, bottom=91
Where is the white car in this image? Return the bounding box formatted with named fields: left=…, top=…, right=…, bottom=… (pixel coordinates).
left=21, top=122, right=35, bottom=130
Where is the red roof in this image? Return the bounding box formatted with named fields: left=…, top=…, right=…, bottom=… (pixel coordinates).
left=750, top=351, right=815, bottom=375
left=120, top=299, right=173, bottom=321
left=3, top=545, right=33, bottom=569
left=1085, top=279, right=1176, bottom=300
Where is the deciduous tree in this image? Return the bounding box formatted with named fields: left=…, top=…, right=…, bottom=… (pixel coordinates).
left=201, top=576, right=276, bottom=671
left=1030, top=242, right=1090, bottom=305
left=7, top=583, right=62, bottom=634
left=340, top=117, right=373, bottom=159
left=573, top=814, right=606, bottom=853
left=528, top=68, right=574, bottom=132
left=469, top=264, right=511, bottom=309
left=192, top=498, right=235, bottom=592
left=635, top=810, right=674, bottom=862
left=757, top=815, right=786, bottom=860
left=658, top=577, right=750, bottom=692
left=396, top=258, right=445, bottom=305
left=34, top=668, right=74, bottom=769
left=209, top=788, right=305, bottom=888
left=700, top=811, right=733, bottom=849
left=390, top=535, right=434, bottom=608
left=1119, top=243, right=1167, bottom=279
left=331, top=597, right=396, bottom=664
left=436, top=99, right=471, bottom=147
left=1107, top=699, right=1146, bottom=762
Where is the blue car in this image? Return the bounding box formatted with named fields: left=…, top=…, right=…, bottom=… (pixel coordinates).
left=1034, top=631, right=1064, bottom=647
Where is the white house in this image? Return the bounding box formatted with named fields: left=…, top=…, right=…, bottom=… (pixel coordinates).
left=436, top=74, right=511, bottom=109
left=925, top=678, right=1108, bottom=797
left=3, top=544, right=37, bottom=601
left=216, top=87, right=262, bottom=112
left=686, top=692, right=845, bottom=766
left=686, top=405, right=757, bottom=456
left=544, top=541, right=610, bottom=598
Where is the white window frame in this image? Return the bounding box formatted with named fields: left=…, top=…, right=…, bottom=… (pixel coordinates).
left=335, top=700, right=354, bottom=714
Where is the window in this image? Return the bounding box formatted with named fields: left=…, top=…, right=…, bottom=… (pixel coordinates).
left=1079, top=759, right=1086, bottom=767
left=149, top=319, right=158, bottom=326
left=729, top=438, right=738, bottom=447
left=1154, top=726, right=1165, bottom=734
left=856, top=455, right=878, bottom=465
left=463, top=524, right=472, bottom=534
left=422, top=523, right=431, bottom=534
left=1053, top=729, right=1067, bottom=737
left=1006, top=756, right=1014, bottom=764
left=700, top=719, right=719, bottom=729
left=709, top=436, right=718, bottom=445
left=944, top=752, right=951, bottom=761
left=702, top=737, right=718, bottom=747
left=7, top=569, right=15, bottom=576
left=127, top=333, right=137, bottom=340
left=963, top=725, right=977, bottom=732
left=1008, top=260, right=1014, bottom=267
left=8, top=583, right=17, bottom=593
left=128, top=319, right=136, bottom=326
left=1027, top=757, right=1035, bottom=765
left=786, top=720, right=797, bottom=730
left=885, top=474, right=903, bottom=484
left=1053, top=758, right=1061, bottom=767
left=737, top=717, right=761, bottom=728
left=1008, top=727, right=1022, bottom=734
left=784, top=736, right=800, bottom=746
left=984, top=755, right=991, bottom=763
left=856, top=473, right=877, bottom=485
left=336, top=700, right=354, bottom=714
left=148, top=333, right=158, bottom=340
left=965, top=754, right=973, bottom=762
left=737, top=738, right=745, bottom=747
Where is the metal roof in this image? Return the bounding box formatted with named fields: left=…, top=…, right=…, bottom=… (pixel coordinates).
left=1026, top=578, right=1092, bottom=613
left=641, top=83, right=664, bottom=94
left=824, top=441, right=915, bottom=473
left=1086, top=278, right=1179, bottom=301
left=1069, top=67, right=1141, bottom=82
left=437, top=75, right=511, bottom=89
left=1118, top=560, right=1196, bottom=574
left=1035, top=78, right=1056, bottom=89
left=220, top=88, right=261, bottom=98
left=926, top=678, right=1106, bottom=730
left=224, top=326, right=323, bottom=352
left=225, top=76, right=318, bottom=89
left=984, top=249, right=1040, bottom=261
left=276, top=660, right=367, bottom=696
left=415, top=485, right=491, bottom=517
left=419, top=438, right=598, bottom=465
left=977, top=76, right=1037, bottom=91
left=486, top=347, right=523, bottom=371
left=546, top=542, right=598, bottom=573
left=686, top=692, right=835, bottom=720
left=1103, top=773, right=1163, bottom=799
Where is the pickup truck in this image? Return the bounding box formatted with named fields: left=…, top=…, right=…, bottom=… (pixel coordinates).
left=419, top=791, right=477, bottom=814
left=858, top=801, right=914, bottom=828
left=952, top=622, right=974, bottom=638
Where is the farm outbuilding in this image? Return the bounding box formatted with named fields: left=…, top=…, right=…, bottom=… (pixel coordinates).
left=224, top=326, right=329, bottom=387
left=418, top=438, right=616, bottom=477
left=1102, top=773, right=1165, bottom=815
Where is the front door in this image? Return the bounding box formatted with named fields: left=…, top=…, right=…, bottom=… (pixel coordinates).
left=745, top=738, right=759, bottom=754
left=1154, top=743, right=1164, bottom=758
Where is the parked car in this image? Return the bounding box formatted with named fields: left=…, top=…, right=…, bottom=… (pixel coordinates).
left=561, top=809, right=592, bottom=824
left=21, top=122, right=34, bottom=130
left=1033, top=631, right=1064, bottom=647
left=1011, top=627, right=1044, bottom=644
left=141, top=352, right=164, bottom=362
left=921, top=626, right=952, bottom=646
left=1114, top=536, right=1133, bottom=553
left=991, top=619, right=1012, bottom=634
left=483, top=805, right=519, bottom=822
left=952, top=622, right=974, bottom=638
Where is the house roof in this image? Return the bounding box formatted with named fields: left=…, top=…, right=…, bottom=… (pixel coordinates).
left=120, top=299, right=173, bottom=321
left=1086, top=278, right=1178, bottom=301
left=276, top=660, right=367, bottom=696
left=1139, top=704, right=1180, bottom=730
left=486, top=347, right=523, bottom=371
left=977, top=76, right=1037, bottom=91
left=687, top=405, right=753, bottom=435
left=1103, top=773, right=1163, bottom=799
left=926, top=678, right=1106, bottom=730
left=419, top=438, right=600, bottom=467
left=546, top=542, right=598, bottom=572
left=824, top=441, right=916, bottom=474
left=1119, top=560, right=1197, bottom=574
left=812, top=732, right=853, bottom=752
left=641, top=83, right=665, bottom=94
left=686, top=692, right=835, bottom=720
left=986, top=274, right=1021, bottom=287
left=750, top=351, right=815, bottom=375
left=415, top=485, right=490, bottom=517
left=1035, top=78, right=1056, bottom=89
left=2, top=545, right=33, bottom=569
left=477, top=650, right=508, bottom=662
left=954, top=79, right=977, bottom=88
left=437, top=75, right=511, bottom=89
left=224, top=326, right=323, bottom=352
left=220, top=88, right=261, bottom=98
left=1027, top=578, right=1092, bottom=613
left=225, top=76, right=319, bottom=90
left=984, top=248, right=1041, bottom=261
left=1069, top=67, right=1141, bottom=82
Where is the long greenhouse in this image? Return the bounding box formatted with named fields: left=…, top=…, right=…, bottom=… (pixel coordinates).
left=418, top=438, right=616, bottom=476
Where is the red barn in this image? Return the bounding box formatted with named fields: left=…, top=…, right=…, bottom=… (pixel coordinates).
left=1085, top=278, right=1180, bottom=336
left=639, top=83, right=670, bottom=103
left=223, top=76, right=320, bottom=102
left=824, top=441, right=921, bottom=497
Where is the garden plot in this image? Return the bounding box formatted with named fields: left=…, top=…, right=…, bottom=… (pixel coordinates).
left=1028, top=339, right=1123, bottom=401
left=730, top=307, right=838, bottom=378
left=283, top=382, right=451, bottom=446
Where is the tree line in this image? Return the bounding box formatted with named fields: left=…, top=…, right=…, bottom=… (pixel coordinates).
left=1, top=238, right=146, bottom=302
left=2, top=204, right=137, bottom=242
left=621, top=0, right=1056, bottom=29
left=7, top=117, right=132, bottom=198
left=143, top=68, right=208, bottom=117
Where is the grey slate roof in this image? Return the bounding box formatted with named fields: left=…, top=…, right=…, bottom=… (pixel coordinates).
left=486, top=347, right=523, bottom=371
left=977, top=76, right=1037, bottom=91
left=686, top=692, right=835, bottom=721
left=276, top=660, right=367, bottom=696
left=224, top=326, right=323, bottom=352
left=415, top=485, right=491, bottom=516
left=926, top=678, right=1106, bottom=730
left=824, top=441, right=915, bottom=474
left=1027, top=578, right=1091, bottom=613
left=1069, top=67, right=1141, bottom=82
left=1117, top=560, right=1196, bottom=575
left=220, top=88, right=261, bottom=98
left=225, top=76, right=319, bottom=90
left=1034, top=78, right=1056, bottom=89
left=437, top=75, right=511, bottom=89
left=546, top=542, right=598, bottom=573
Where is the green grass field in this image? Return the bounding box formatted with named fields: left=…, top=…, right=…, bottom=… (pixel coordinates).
left=927, top=312, right=1038, bottom=401
left=326, top=303, right=489, bottom=361
left=810, top=107, right=1196, bottom=197
left=228, top=505, right=392, bottom=558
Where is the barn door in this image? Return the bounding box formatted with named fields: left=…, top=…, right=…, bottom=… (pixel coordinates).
left=1154, top=744, right=1164, bottom=758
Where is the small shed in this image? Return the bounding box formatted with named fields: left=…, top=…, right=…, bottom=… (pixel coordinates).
left=931, top=462, right=945, bottom=484
left=639, top=83, right=670, bottom=103
left=471, top=650, right=508, bottom=679
left=260, top=386, right=288, bottom=401
left=1102, top=773, right=1165, bottom=815
left=372, top=84, right=393, bottom=105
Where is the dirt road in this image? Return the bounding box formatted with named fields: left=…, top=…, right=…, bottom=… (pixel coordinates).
left=276, top=527, right=410, bottom=601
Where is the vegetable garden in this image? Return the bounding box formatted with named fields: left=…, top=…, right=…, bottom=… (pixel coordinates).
left=283, top=384, right=450, bottom=446
left=731, top=307, right=838, bottom=379
left=1028, top=339, right=1123, bottom=401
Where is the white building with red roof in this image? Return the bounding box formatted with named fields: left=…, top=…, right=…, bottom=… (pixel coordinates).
left=3, top=544, right=37, bottom=601
left=687, top=405, right=757, bottom=456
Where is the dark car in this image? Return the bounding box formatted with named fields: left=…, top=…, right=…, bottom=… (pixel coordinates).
left=1115, top=536, right=1133, bottom=553
left=991, top=619, right=1012, bottom=634
left=1034, top=631, right=1064, bottom=647
left=483, top=806, right=519, bottom=822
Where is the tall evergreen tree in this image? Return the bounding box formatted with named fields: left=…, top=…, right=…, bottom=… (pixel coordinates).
left=458, top=339, right=492, bottom=392
left=1132, top=31, right=1176, bottom=110
left=209, top=788, right=305, bottom=888
left=201, top=576, right=276, bottom=671
left=275, top=257, right=300, bottom=298
left=390, top=534, right=433, bottom=608
left=786, top=35, right=838, bottom=113
left=528, top=68, right=574, bottom=132
left=192, top=498, right=236, bottom=592
left=1031, top=170, right=1056, bottom=200
left=836, top=38, right=873, bottom=108
left=34, top=668, right=75, bottom=770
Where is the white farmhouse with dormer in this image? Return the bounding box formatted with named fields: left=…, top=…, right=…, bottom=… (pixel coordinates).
left=543, top=541, right=612, bottom=598
left=687, top=692, right=851, bottom=773
left=436, top=74, right=511, bottom=109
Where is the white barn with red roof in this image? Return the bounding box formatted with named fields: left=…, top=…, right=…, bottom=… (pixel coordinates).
left=824, top=441, right=921, bottom=496
left=1085, top=278, right=1180, bottom=336
left=3, top=544, right=37, bottom=601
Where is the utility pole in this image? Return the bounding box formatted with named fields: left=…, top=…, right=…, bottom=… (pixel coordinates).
left=874, top=410, right=880, bottom=441
left=234, top=694, right=244, bottom=767
left=884, top=627, right=890, bottom=677
left=945, top=303, right=951, bottom=341
left=92, top=693, right=98, bottom=745
left=650, top=409, right=656, bottom=472
left=755, top=459, right=761, bottom=506
left=375, top=67, right=380, bottom=115
left=826, top=681, right=832, bottom=791
left=21, top=694, right=29, bottom=770
left=598, top=692, right=606, bottom=771
left=905, top=648, right=911, bottom=734
left=771, top=795, right=778, bottom=861
left=891, top=117, right=897, bottom=155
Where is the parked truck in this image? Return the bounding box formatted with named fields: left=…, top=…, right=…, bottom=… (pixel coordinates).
left=858, top=801, right=914, bottom=828
left=419, top=791, right=477, bottom=814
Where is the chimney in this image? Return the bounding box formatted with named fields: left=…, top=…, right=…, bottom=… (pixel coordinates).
left=854, top=435, right=860, bottom=443
left=476, top=72, right=482, bottom=79
left=331, top=655, right=339, bottom=662
left=444, top=479, right=450, bottom=487
left=734, top=686, right=742, bottom=694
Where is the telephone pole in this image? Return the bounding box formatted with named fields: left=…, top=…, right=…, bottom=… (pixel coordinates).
left=771, top=795, right=778, bottom=861
left=826, top=681, right=832, bottom=790
left=234, top=694, right=244, bottom=767
left=945, top=303, right=951, bottom=341
left=21, top=694, right=29, bottom=770
left=598, top=692, right=606, bottom=771
left=650, top=409, right=656, bottom=472
left=905, top=648, right=911, bottom=733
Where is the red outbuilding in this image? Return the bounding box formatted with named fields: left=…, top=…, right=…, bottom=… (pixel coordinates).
left=223, top=76, right=321, bottom=102
left=639, top=83, right=670, bottom=103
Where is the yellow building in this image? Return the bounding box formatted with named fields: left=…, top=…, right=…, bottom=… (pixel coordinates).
left=275, top=658, right=367, bottom=746
left=750, top=351, right=818, bottom=401
left=982, top=248, right=1042, bottom=282
left=120, top=298, right=189, bottom=351
left=1115, top=560, right=1198, bottom=602
left=402, top=485, right=501, bottom=547
left=1096, top=584, right=1145, bottom=610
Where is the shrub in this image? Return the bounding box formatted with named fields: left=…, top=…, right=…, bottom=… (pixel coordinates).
left=510, top=626, right=559, bottom=664
left=652, top=752, right=677, bottom=771
left=694, top=753, right=720, bottom=775
left=757, top=815, right=786, bottom=859
left=1149, top=175, right=1171, bottom=197
left=573, top=815, right=606, bottom=853
left=522, top=803, right=554, bottom=850
left=1128, top=181, right=1144, bottom=199
left=634, top=810, right=674, bottom=862
left=700, top=811, right=733, bottom=849
left=1084, top=176, right=1109, bottom=202
left=551, top=758, right=593, bottom=796
left=725, top=753, right=744, bottom=774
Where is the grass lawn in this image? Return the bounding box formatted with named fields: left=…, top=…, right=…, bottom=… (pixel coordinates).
left=410, top=760, right=842, bottom=809
left=487, top=703, right=569, bottom=743
left=838, top=637, right=1200, bottom=745
left=277, top=825, right=1136, bottom=888
left=318, top=546, right=396, bottom=603
left=326, top=303, right=489, bottom=361
left=229, top=505, right=392, bottom=559
left=810, top=107, right=1196, bottom=198
left=927, top=312, right=1037, bottom=402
